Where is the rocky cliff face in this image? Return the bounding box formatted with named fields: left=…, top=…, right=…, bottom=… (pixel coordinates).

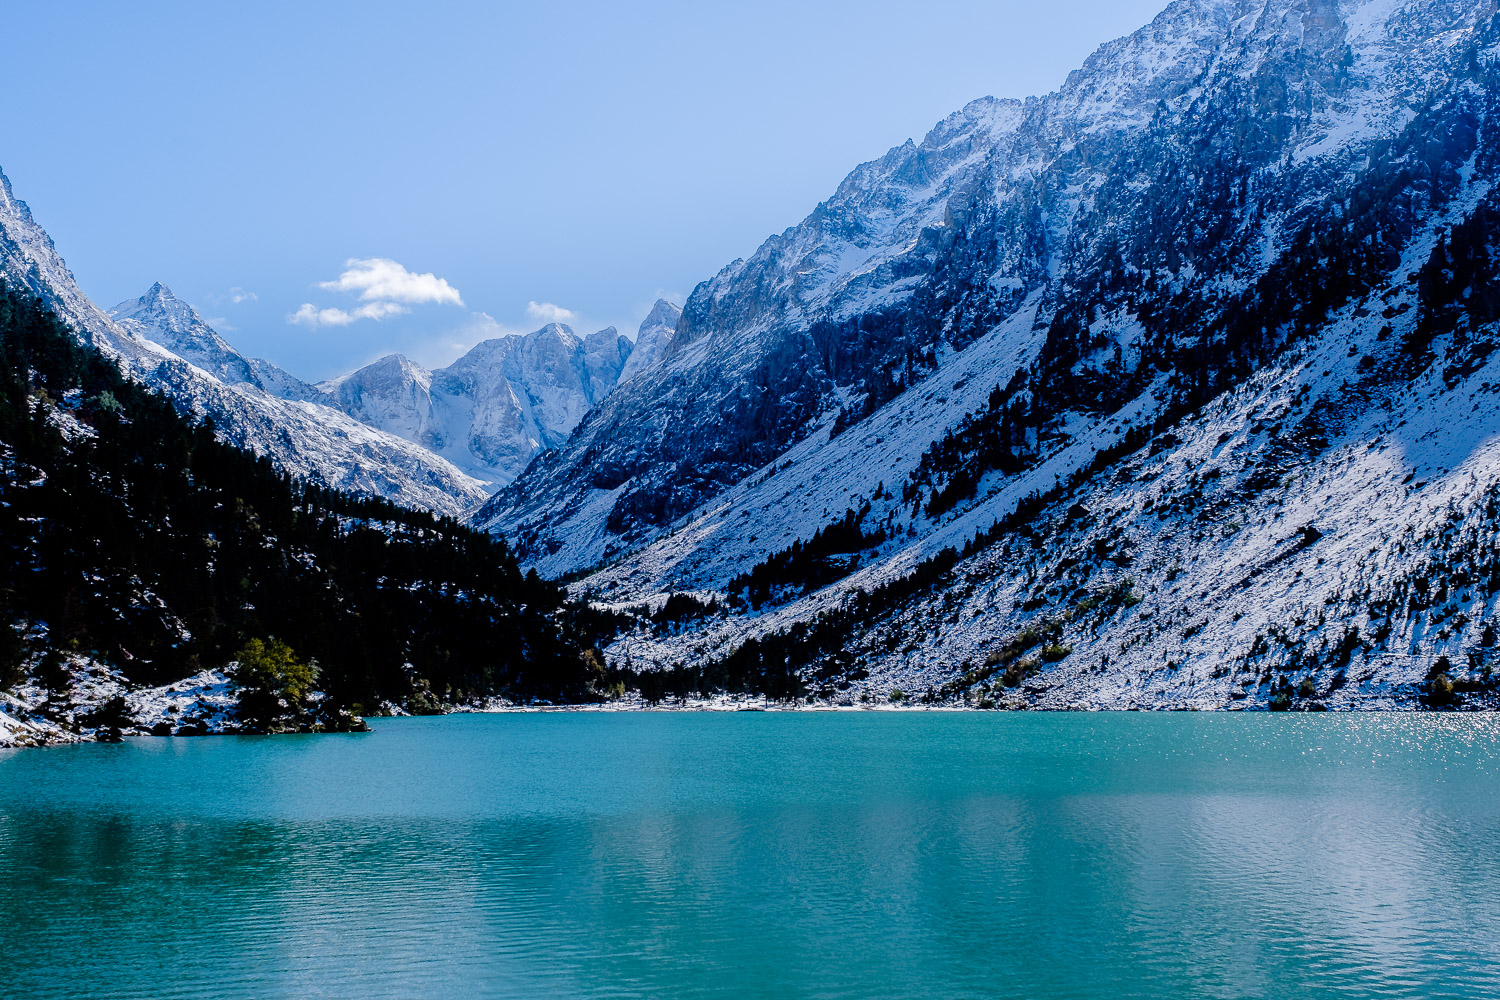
left=0, top=172, right=489, bottom=517
left=480, top=0, right=1500, bottom=709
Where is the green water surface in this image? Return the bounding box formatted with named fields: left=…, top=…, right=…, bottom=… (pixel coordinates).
left=2, top=712, right=1498, bottom=999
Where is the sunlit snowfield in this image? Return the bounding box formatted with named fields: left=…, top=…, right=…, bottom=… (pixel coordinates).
left=3, top=713, right=1499, bottom=999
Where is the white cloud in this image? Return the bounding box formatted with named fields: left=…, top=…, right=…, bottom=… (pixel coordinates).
left=288, top=257, right=454, bottom=329
left=319, top=258, right=463, bottom=306
left=204, top=287, right=257, bottom=307
left=358, top=301, right=410, bottom=321
left=289, top=301, right=410, bottom=327
left=526, top=300, right=576, bottom=324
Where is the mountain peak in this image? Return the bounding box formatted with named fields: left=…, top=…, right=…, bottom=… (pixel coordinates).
left=141, top=280, right=186, bottom=312
left=112, top=281, right=199, bottom=330
left=641, top=299, right=682, bottom=333
left=0, top=166, right=31, bottom=224
left=327, top=351, right=426, bottom=382
left=321, top=352, right=431, bottom=398
left=616, top=300, right=683, bottom=384
left=108, top=282, right=265, bottom=389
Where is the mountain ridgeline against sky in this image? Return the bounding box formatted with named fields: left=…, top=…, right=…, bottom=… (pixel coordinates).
left=477, top=0, right=1500, bottom=709
left=0, top=178, right=492, bottom=517
left=108, top=282, right=683, bottom=491
left=0, top=177, right=684, bottom=514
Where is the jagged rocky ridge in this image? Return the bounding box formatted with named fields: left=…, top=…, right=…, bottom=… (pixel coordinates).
left=481, top=0, right=1500, bottom=710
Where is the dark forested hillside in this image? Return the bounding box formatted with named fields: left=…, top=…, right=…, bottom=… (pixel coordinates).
left=0, top=282, right=601, bottom=713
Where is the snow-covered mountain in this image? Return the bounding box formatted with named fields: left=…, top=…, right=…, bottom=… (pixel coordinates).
left=478, top=0, right=1500, bottom=709
left=319, top=318, right=644, bottom=488
left=0, top=171, right=489, bottom=517
left=109, top=282, right=326, bottom=401
left=112, top=281, right=260, bottom=386
left=112, top=280, right=668, bottom=490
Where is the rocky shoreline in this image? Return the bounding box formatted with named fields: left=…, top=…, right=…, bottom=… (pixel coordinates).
left=0, top=657, right=366, bottom=749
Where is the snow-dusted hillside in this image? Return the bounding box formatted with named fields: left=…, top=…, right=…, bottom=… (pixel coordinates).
left=485, top=0, right=1497, bottom=560
left=589, top=181, right=1500, bottom=711
left=480, top=0, right=1500, bottom=710
left=0, top=172, right=489, bottom=517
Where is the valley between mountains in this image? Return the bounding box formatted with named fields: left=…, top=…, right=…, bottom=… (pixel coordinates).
left=5, top=0, right=1500, bottom=744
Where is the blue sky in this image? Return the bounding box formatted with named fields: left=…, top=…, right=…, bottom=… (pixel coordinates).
left=3, top=0, right=1170, bottom=380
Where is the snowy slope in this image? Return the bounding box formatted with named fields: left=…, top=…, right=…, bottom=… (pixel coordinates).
left=0, top=172, right=488, bottom=517
left=596, top=173, right=1500, bottom=711
left=484, top=0, right=1497, bottom=567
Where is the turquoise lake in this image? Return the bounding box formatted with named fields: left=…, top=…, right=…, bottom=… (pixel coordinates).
left=2, top=713, right=1499, bottom=999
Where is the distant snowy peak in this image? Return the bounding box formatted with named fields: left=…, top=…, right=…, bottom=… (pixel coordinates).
left=110, top=282, right=326, bottom=402
left=640, top=298, right=684, bottom=335
left=112, top=281, right=194, bottom=332
left=581, top=326, right=635, bottom=399
left=619, top=299, right=682, bottom=383
left=320, top=353, right=435, bottom=445
left=110, top=283, right=260, bottom=386
left=321, top=352, right=432, bottom=395
left=321, top=321, right=637, bottom=489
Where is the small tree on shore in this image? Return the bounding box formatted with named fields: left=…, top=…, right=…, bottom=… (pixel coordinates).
left=230, top=638, right=316, bottom=731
